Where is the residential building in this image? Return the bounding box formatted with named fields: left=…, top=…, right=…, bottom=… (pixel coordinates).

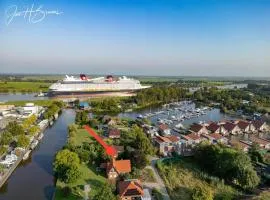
left=223, top=122, right=241, bottom=135
left=154, top=135, right=180, bottom=156
left=108, top=128, right=121, bottom=139
left=202, top=133, right=228, bottom=144
left=106, top=159, right=131, bottom=180
left=158, top=124, right=171, bottom=135
left=252, top=120, right=267, bottom=131
left=237, top=120, right=250, bottom=133
left=189, top=123, right=209, bottom=135
left=118, top=179, right=144, bottom=200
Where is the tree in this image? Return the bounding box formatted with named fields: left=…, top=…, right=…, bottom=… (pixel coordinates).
left=54, top=149, right=81, bottom=183
left=254, top=191, right=270, bottom=200
left=22, top=115, right=37, bottom=130
left=248, top=143, right=264, bottom=163
left=0, top=131, right=13, bottom=145
left=6, top=121, right=24, bottom=136
left=192, top=184, right=213, bottom=200
left=28, top=126, right=40, bottom=136
left=17, top=135, right=30, bottom=148
left=0, top=146, right=7, bottom=156
left=92, top=183, right=116, bottom=200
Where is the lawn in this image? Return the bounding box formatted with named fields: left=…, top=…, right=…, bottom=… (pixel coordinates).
left=55, top=128, right=107, bottom=200
left=0, top=81, right=51, bottom=92
left=70, top=128, right=94, bottom=146
left=55, top=164, right=107, bottom=200
left=157, top=157, right=239, bottom=200
left=3, top=99, right=54, bottom=106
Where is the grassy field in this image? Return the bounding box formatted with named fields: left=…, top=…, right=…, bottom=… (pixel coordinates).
left=55, top=128, right=107, bottom=199
left=0, top=81, right=51, bottom=92
left=55, top=164, right=107, bottom=200
left=157, top=157, right=239, bottom=200
left=2, top=99, right=54, bottom=106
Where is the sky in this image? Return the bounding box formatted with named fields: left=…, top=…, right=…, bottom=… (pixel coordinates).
left=0, top=0, right=269, bottom=76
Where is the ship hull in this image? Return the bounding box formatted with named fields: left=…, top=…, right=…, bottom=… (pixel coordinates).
left=48, top=89, right=137, bottom=98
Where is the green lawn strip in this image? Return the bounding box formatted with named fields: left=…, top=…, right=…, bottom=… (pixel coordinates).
left=3, top=99, right=54, bottom=106
left=157, top=157, right=238, bottom=200
left=55, top=164, right=107, bottom=200
left=0, top=81, right=51, bottom=92
left=70, top=129, right=94, bottom=146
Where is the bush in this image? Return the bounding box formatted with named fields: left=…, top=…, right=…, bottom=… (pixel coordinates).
left=192, top=184, right=213, bottom=200
left=61, top=186, right=72, bottom=197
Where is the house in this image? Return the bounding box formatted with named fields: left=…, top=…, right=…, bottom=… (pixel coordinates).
left=237, top=120, right=250, bottom=133
left=118, top=179, right=144, bottom=200
left=158, top=124, right=171, bottom=135
left=106, top=159, right=131, bottom=180
left=113, top=145, right=124, bottom=154
left=108, top=128, right=121, bottom=139
left=250, top=136, right=270, bottom=149
left=181, top=132, right=204, bottom=145
left=202, top=133, right=228, bottom=144
left=223, top=122, right=241, bottom=135
left=154, top=135, right=180, bottom=156
left=102, top=115, right=117, bottom=126
left=189, top=123, right=209, bottom=135
left=79, top=102, right=90, bottom=110
left=252, top=120, right=267, bottom=131
left=207, top=122, right=220, bottom=133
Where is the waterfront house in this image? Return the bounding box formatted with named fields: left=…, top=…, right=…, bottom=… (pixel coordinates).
left=223, top=122, right=241, bottom=135
left=158, top=124, right=171, bottom=135
left=106, top=159, right=131, bottom=180
left=250, top=136, right=270, bottom=149
left=252, top=120, right=267, bottom=131
left=108, top=128, right=121, bottom=139
left=154, top=135, right=180, bottom=156
left=118, top=179, right=144, bottom=200
left=202, top=133, right=228, bottom=144
left=181, top=132, right=204, bottom=145
left=237, top=120, right=251, bottom=133
left=207, top=122, right=220, bottom=133
left=189, top=123, right=209, bottom=135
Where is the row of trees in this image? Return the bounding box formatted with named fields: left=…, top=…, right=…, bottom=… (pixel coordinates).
left=43, top=101, right=64, bottom=119
left=194, top=143, right=260, bottom=190
left=193, top=87, right=269, bottom=114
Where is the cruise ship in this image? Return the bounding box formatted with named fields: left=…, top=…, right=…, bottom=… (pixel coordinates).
left=48, top=74, right=151, bottom=97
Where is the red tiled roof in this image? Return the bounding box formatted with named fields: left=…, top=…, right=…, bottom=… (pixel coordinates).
left=208, top=133, right=223, bottom=140
left=237, top=120, right=250, bottom=129
left=207, top=123, right=220, bottom=132
left=159, top=124, right=169, bottom=130
left=167, top=135, right=180, bottom=143
left=223, top=122, right=237, bottom=132
left=109, top=129, right=121, bottom=137
left=118, top=180, right=144, bottom=198
left=107, top=159, right=131, bottom=174
left=252, top=120, right=265, bottom=129
left=190, top=124, right=204, bottom=132
left=185, top=133, right=201, bottom=141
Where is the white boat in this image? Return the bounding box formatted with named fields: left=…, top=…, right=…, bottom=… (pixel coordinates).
left=23, top=150, right=31, bottom=160
left=30, top=139, right=39, bottom=150
left=38, top=133, right=44, bottom=140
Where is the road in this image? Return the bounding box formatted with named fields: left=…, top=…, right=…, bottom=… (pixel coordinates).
left=143, top=157, right=171, bottom=200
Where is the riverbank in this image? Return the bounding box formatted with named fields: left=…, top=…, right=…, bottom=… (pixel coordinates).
left=0, top=81, right=50, bottom=93
left=0, top=109, right=75, bottom=200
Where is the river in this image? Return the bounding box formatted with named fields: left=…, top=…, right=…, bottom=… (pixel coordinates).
left=0, top=93, right=48, bottom=102
left=0, top=109, right=75, bottom=200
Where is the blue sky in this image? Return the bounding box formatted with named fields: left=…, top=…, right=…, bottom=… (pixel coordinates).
left=0, top=0, right=269, bottom=76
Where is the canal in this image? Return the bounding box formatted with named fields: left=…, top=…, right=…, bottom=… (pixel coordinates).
left=0, top=109, right=75, bottom=200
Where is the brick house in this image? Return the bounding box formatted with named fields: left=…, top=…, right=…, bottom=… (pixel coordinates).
left=223, top=122, right=241, bottom=135
left=158, top=124, right=171, bottom=135
left=202, top=133, right=228, bottom=144
left=252, top=120, right=267, bottom=131
left=105, top=159, right=131, bottom=180
left=108, top=128, right=121, bottom=139
left=118, top=179, right=144, bottom=200
left=189, top=123, right=209, bottom=135
left=154, top=135, right=180, bottom=156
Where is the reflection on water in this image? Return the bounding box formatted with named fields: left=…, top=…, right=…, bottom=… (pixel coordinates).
left=0, top=109, right=75, bottom=200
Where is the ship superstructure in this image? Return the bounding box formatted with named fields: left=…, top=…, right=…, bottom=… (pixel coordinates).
left=49, top=74, right=150, bottom=97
